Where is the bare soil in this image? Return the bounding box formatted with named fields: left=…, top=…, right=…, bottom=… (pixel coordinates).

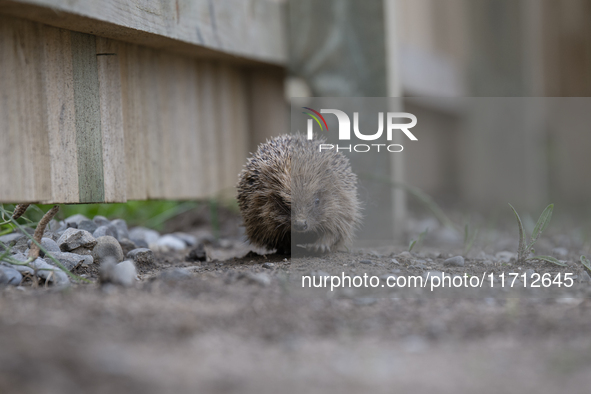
left=2, top=212, right=591, bottom=394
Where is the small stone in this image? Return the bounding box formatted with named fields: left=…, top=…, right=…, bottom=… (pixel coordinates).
left=552, top=247, right=568, bottom=257
left=110, top=219, right=129, bottom=241
left=153, top=235, right=186, bottom=251
left=48, top=220, right=61, bottom=232
left=496, top=251, right=516, bottom=263
left=118, top=238, right=137, bottom=256
left=240, top=272, right=271, bottom=287
left=131, top=239, right=149, bottom=249
left=0, top=233, right=24, bottom=245
left=45, top=251, right=93, bottom=271
left=57, top=228, right=97, bottom=252
left=112, top=261, right=137, bottom=287
left=93, top=215, right=110, bottom=226
left=9, top=236, right=29, bottom=254
left=129, top=227, right=160, bottom=246
left=4, top=254, right=35, bottom=275
left=443, top=256, right=465, bottom=267
left=29, top=258, right=70, bottom=287
left=69, top=245, right=93, bottom=256
left=77, top=219, right=98, bottom=234
left=92, top=236, right=124, bottom=264
left=391, top=259, right=400, bottom=265
left=93, top=225, right=118, bottom=239
left=100, top=258, right=136, bottom=287
left=262, top=262, right=275, bottom=269
left=64, top=214, right=89, bottom=226
left=26, top=237, right=60, bottom=256
left=126, top=248, right=154, bottom=266
left=398, top=251, right=412, bottom=259
left=360, top=260, right=374, bottom=265
left=0, top=265, right=23, bottom=286
left=186, top=244, right=207, bottom=262
left=159, top=268, right=191, bottom=281
left=172, top=233, right=197, bottom=247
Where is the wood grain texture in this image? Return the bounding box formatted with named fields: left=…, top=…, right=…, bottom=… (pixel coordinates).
left=0, top=0, right=287, bottom=65
left=246, top=68, right=287, bottom=153
left=119, top=42, right=149, bottom=201
left=96, top=37, right=126, bottom=202
left=0, top=17, right=52, bottom=203
left=197, top=61, right=221, bottom=196
left=0, top=15, right=284, bottom=204
left=71, top=31, right=105, bottom=203
left=41, top=24, right=79, bottom=203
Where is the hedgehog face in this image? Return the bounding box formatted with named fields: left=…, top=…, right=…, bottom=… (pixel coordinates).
left=290, top=174, right=325, bottom=235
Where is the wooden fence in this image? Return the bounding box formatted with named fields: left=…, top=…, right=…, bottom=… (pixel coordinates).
left=0, top=0, right=287, bottom=204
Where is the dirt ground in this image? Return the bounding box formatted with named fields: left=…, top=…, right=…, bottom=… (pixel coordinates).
left=2, top=210, right=591, bottom=394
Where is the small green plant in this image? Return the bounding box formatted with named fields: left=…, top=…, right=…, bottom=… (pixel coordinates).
left=509, top=203, right=565, bottom=266
left=408, top=228, right=428, bottom=253
left=580, top=255, right=591, bottom=273
left=463, top=223, right=478, bottom=255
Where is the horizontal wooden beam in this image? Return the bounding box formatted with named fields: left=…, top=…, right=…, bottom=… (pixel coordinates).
left=0, top=0, right=287, bottom=65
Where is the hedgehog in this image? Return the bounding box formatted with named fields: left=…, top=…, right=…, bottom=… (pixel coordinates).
left=237, top=134, right=361, bottom=254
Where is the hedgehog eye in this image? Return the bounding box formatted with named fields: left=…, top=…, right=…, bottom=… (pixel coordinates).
left=314, top=197, right=320, bottom=207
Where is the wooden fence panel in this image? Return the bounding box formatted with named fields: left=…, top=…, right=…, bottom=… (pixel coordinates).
left=0, top=15, right=285, bottom=204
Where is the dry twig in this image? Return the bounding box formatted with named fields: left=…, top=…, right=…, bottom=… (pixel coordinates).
left=28, top=205, right=60, bottom=259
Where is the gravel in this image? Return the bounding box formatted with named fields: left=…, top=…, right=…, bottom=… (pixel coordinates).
left=126, top=248, right=155, bottom=266
left=92, top=236, right=124, bottom=264
left=129, top=227, right=160, bottom=246
left=100, top=258, right=137, bottom=287
left=0, top=265, right=23, bottom=286
left=57, top=228, right=97, bottom=252
left=93, top=225, right=118, bottom=239
left=118, top=238, right=138, bottom=256
left=46, top=251, right=93, bottom=271
left=443, top=256, right=465, bottom=267
left=110, top=219, right=130, bottom=241
left=153, top=235, right=186, bottom=251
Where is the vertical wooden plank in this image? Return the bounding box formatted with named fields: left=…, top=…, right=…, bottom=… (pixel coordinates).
left=228, top=66, right=249, bottom=196
left=168, top=55, right=201, bottom=199
left=96, top=37, right=127, bottom=202
left=71, top=31, right=104, bottom=203
left=216, top=64, right=237, bottom=194
left=119, top=42, right=148, bottom=200
left=152, top=52, right=174, bottom=200
left=41, top=24, right=79, bottom=203
left=246, top=68, right=286, bottom=153
left=0, top=17, right=51, bottom=203
left=142, top=47, right=165, bottom=200
left=198, top=61, right=220, bottom=196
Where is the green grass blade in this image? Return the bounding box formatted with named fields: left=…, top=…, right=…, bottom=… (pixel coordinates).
left=509, top=204, right=527, bottom=261
left=580, top=255, right=591, bottom=272
left=408, top=240, right=416, bottom=252
left=531, top=204, right=553, bottom=245
left=526, top=255, right=567, bottom=267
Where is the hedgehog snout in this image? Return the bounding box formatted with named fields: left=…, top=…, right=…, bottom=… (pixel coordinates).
left=293, top=219, right=308, bottom=232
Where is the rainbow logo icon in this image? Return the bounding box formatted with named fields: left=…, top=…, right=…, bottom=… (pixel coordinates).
left=302, top=107, right=328, bottom=131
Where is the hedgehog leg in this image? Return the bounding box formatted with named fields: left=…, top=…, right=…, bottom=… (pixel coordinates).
left=308, top=232, right=342, bottom=253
